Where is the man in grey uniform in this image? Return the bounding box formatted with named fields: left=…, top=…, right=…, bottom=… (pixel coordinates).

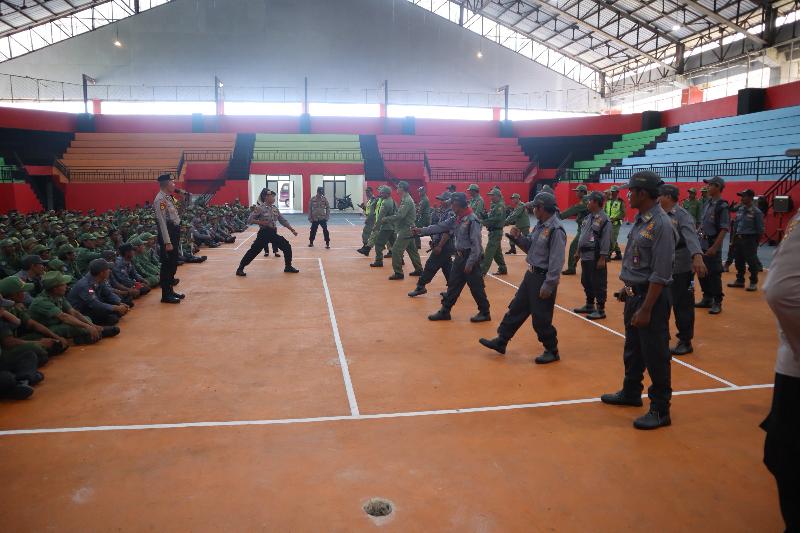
left=728, top=189, right=764, bottom=292
left=761, top=207, right=800, bottom=533
left=68, top=258, right=130, bottom=326
left=153, top=174, right=183, bottom=304
left=479, top=192, right=566, bottom=364
left=412, top=192, right=490, bottom=323
left=695, top=176, right=729, bottom=315
left=408, top=192, right=454, bottom=298
left=573, top=191, right=611, bottom=320
left=601, top=171, right=676, bottom=430
left=659, top=184, right=707, bottom=356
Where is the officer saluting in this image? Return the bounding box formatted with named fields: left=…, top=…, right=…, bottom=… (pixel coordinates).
left=479, top=191, right=566, bottom=364
left=601, top=171, right=676, bottom=430
left=153, top=174, right=184, bottom=304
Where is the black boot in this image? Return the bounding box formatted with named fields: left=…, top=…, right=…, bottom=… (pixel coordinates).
left=694, top=297, right=712, bottom=308
left=408, top=287, right=427, bottom=297
left=727, top=280, right=744, bottom=288
left=235, top=269, right=246, bottom=277
left=284, top=266, right=300, bottom=273
left=388, top=273, right=404, bottom=280
left=161, top=294, right=181, bottom=304
left=573, top=303, right=595, bottom=314
left=746, top=282, right=758, bottom=292
left=428, top=308, right=451, bottom=321
left=587, top=307, right=606, bottom=320
left=470, top=312, right=491, bottom=323
left=534, top=350, right=560, bottom=364
left=670, top=342, right=693, bottom=356
left=601, top=390, right=643, bottom=406
left=633, top=409, right=671, bottom=430
left=409, top=270, right=423, bottom=277
left=709, top=301, right=722, bottom=315
left=479, top=337, right=506, bottom=355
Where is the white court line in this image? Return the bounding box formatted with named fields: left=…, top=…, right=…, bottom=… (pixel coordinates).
left=0, top=383, right=772, bottom=437
left=233, top=232, right=257, bottom=250
left=487, top=274, right=739, bottom=388
left=318, top=258, right=360, bottom=417
left=343, top=218, right=356, bottom=226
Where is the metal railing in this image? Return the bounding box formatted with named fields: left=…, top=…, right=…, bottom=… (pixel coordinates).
left=430, top=168, right=526, bottom=182
left=53, top=159, right=71, bottom=179
left=381, top=151, right=426, bottom=161
left=0, top=165, right=23, bottom=182
left=67, top=168, right=177, bottom=183
left=183, top=150, right=234, bottom=162
left=251, top=150, right=363, bottom=162
left=560, top=155, right=798, bottom=183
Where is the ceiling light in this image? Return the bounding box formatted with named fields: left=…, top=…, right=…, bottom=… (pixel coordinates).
left=671, top=24, right=682, bottom=31
left=113, top=39, right=122, bottom=47
left=476, top=51, right=483, bottom=59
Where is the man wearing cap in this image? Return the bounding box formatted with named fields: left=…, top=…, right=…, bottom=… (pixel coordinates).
left=57, top=244, right=82, bottom=282
left=236, top=189, right=299, bottom=277
left=0, top=238, right=22, bottom=277
left=479, top=191, right=566, bottom=363
left=154, top=174, right=184, bottom=303
left=479, top=187, right=508, bottom=276
left=600, top=171, right=676, bottom=430
left=308, top=186, right=331, bottom=249
left=695, top=176, right=729, bottom=315
left=113, top=243, right=153, bottom=297
left=357, top=186, right=377, bottom=252
left=467, top=184, right=486, bottom=219
left=700, top=186, right=709, bottom=206
left=15, top=255, right=46, bottom=306
left=383, top=181, right=423, bottom=280
left=504, top=193, right=530, bottom=255
left=682, top=188, right=702, bottom=227
left=364, top=186, right=396, bottom=266
left=408, top=191, right=454, bottom=297
left=68, top=259, right=130, bottom=326
left=414, top=186, right=432, bottom=250
left=728, top=189, right=764, bottom=292
left=75, top=233, right=103, bottom=277
left=413, top=192, right=490, bottom=322
left=604, top=186, right=625, bottom=260
left=29, top=271, right=112, bottom=345
left=573, top=191, right=611, bottom=320
left=559, top=184, right=590, bottom=275
left=659, top=184, right=707, bottom=356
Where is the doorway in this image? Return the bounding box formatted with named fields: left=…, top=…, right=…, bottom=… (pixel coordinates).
left=248, top=174, right=303, bottom=213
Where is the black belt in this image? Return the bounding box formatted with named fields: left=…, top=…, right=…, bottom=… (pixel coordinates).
left=527, top=265, right=548, bottom=275
left=624, top=283, right=650, bottom=296
left=736, top=233, right=757, bottom=238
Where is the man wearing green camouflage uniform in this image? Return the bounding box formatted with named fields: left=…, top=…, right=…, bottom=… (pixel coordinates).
left=414, top=186, right=432, bottom=250
left=384, top=181, right=423, bottom=280
left=604, top=185, right=626, bottom=260
left=682, top=187, right=702, bottom=227
left=368, top=186, right=397, bottom=268
left=504, top=193, right=530, bottom=255
left=480, top=187, right=508, bottom=276
left=357, top=187, right=377, bottom=253
left=560, top=184, right=590, bottom=275
left=75, top=233, right=103, bottom=276
left=467, top=183, right=486, bottom=219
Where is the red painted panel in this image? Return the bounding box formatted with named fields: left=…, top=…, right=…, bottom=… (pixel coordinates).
left=415, top=119, right=499, bottom=137
left=384, top=161, right=426, bottom=179
left=311, top=117, right=384, bottom=135
left=660, top=95, right=738, bottom=128
left=765, top=80, right=800, bottom=110
left=0, top=183, right=43, bottom=213
left=93, top=115, right=193, bottom=133
left=513, top=113, right=642, bottom=137
left=24, top=165, right=55, bottom=176
left=64, top=182, right=169, bottom=212
left=184, top=162, right=228, bottom=180
left=213, top=116, right=301, bottom=134
left=0, top=107, right=77, bottom=132
left=210, top=180, right=248, bottom=205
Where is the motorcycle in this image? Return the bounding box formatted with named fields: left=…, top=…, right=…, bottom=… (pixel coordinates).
left=336, top=194, right=354, bottom=211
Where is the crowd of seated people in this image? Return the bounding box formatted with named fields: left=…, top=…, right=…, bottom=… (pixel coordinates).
left=0, top=202, right=250, bottom=400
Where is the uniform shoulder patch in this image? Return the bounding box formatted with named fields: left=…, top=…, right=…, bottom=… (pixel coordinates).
left=160, top=202, right=166, bottom=211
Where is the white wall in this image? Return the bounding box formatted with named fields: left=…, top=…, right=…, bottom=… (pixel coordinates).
left=0, top=0, right=590, bottom=104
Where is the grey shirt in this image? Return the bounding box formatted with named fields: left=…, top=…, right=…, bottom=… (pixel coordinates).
left=68, top=273, right=121, bottom=314
left=699, top=197, right=730, bottom=249
left=764, top=210, right=800, bottom=377
left=420, top=213, right=482, bottom=269
left=667, top=204, right=703, bottom=275
left=518, top=214, right=567, bottom=294
left=153, top=190, right=181, bottom=245
left=735, top=204, right=765, bottom=236
left=620, top=204, right=676, bottom=286
left=429, top=207, right=454, bottom=248
left=248, top=203, right=290, bottom=230
left=112, top=256, right=144, bottom=287
left=577, top=210, right=611, bottom=261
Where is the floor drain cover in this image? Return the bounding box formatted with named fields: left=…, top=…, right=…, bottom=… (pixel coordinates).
left=363, top=498, right=393, bottom=517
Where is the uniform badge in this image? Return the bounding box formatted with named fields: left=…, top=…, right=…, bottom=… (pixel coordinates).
left=160, top=202, right=166, bottom=211
left=541, top=227, right=550, bottom=240
left=632, top=245, right=641, bottom=266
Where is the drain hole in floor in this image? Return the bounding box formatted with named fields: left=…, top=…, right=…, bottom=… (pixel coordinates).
left=363, top=499, right=393, bottom=517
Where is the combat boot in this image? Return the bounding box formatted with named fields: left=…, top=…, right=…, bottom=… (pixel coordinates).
left=670, top=342, right=693, bottom=355
left=600, top=390, right=643, bottom=407
left=408, top=287, right=427, bottom=297
left=479, top=337, right=506, bottom=355
left=694, top=297, right=713, bottom=308
left=573, top=303, right=595, bottom=314
left=428, top=308, right=451, bottom=321
left=709, top=302, right=722, bottom=315
left=633, top=409, right=671, bottom=430
left=284, top=266, right=300, bottom=273
left=388, top=273, right=404, bottom=280
left=470, top=312, right=491, bottom=323
left=356, top=246, right=372, bottom=256
left=746, top=282, right=758, bottom=292
left=409, top=270, right=423, bottom=277
left=534, top=350, right=560, bottom=364
left=493, top=269, right=507, bottom=276
left=727, top=280, right=744, bottom=288
left=587, top=307, right=606, bottom=320
left=369, top=262, right=383, bottom=268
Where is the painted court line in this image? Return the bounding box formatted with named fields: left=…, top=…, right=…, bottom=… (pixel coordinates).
left=487, top=274, right=739, bottom=388
left=0, top=384, right=772, bottom=437
left=343, top=218, right=356, bottom=226
left=318, top=258, right=360, bottom=417
left=233, top=232, right=257, bottom=250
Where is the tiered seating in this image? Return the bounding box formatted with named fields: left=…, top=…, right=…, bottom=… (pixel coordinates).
left=573, top=128, right=666, bottom=171
left=377, top=135, right=530, bottom=180
left=251, top=134, right=363, bottom=162
left=0, top=157, right=24, bottom=183
left=58, top=133, right=236, bottom=181
left=608, top=106, right=800, bottom=182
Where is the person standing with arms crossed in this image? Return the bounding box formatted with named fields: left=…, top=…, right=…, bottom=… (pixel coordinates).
left=479, top=192, right=566, bottom=364
left=600, top=171, right=676, bottom=430
left=308, top=187, right=331, bottom=249
left=153, top=174, right=184, bottom=304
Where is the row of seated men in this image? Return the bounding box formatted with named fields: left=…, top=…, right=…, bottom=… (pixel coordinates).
left=0, top=203, right=250, bottom=400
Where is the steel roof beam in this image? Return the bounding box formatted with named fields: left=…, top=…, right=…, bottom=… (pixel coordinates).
left=677, top=0, right=766, bottom=46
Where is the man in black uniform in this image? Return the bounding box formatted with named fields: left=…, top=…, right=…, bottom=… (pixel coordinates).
left=695, top=176, right=729, bottom=315
left=727, top=189, right=764, bottom=292
left=153, top=174, right=184, bottom=304
left=601, top=171, right=676, bottom=430
left=479, top=192, right=567, bottom=364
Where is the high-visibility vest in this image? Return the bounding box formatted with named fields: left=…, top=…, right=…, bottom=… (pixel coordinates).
left=365, top=198, right=375, bottom=217
left=605, top=199, right=623, bottom=222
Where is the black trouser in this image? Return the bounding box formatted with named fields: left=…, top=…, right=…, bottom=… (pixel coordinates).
left=0, top=345, right=39, bottom=383
left=497, top=269, right=558, bottom=352
left=671, top=271, right=695, bottom=344
left=725, top=225, right=736, bottom=264
left=84, top=307, right=121, bottom=326
left=699, top=240, right=724, bottom=303
left=441, top=253, right=489, bottom=314
left=580, top=258, right=607, bottom=308
left=262, top=240, right=278, bottom=254
left=158, top=223, right=180, bottom=297
left=309, top=220, right=330, bottom=244
left=762, top=372, right=800, bottom=533
left=239, top=227, right=292, bottom=269
left=734, top=234, right=760, bottom=284
left=621, top=287, right=672, bottom=413
left=417, top=247, right=453, bottom=288
left=508, top=235, right=517, bottom=253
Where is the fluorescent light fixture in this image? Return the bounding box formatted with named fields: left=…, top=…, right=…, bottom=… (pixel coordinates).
left=113, top=39, right=122, bottom=47
left=671, top=24, right=682, bottom=31
left=476, top=50, right=483, bottom=59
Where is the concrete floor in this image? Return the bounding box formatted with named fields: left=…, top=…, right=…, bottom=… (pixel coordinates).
left=0, top=221, right=783, bottom=531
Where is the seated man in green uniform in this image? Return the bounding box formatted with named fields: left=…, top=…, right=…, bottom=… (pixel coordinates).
left=29, top=271, right=118, bottom=345
left=0, top=302, right=44, bottom=387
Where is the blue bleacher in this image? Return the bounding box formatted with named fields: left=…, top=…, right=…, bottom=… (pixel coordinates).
left=606, top=105, right=800, bottom=182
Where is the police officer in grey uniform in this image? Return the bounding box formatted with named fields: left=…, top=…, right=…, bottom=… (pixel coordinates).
left=153, top=174, right=183, bottom=304
left=573, top=191, right=611, bottom=320
left=412, top=192, right=490, bottom=323
left=479, top=192, right=566, bottom=364
left=67, top=258, right=130, bottom=326
left=727, top=189, right=764, bottom=292
left=408, top=191, right=454, bottom=298
left=236, top=189, right=299, bottom=276
left=695, top=176, right=729, bottom=315
left=659, top=184, right=707, bottom=356
left=601, top=171, right=676, bottom=430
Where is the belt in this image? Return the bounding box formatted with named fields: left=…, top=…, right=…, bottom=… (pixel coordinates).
left=623, top=283, right=650, bottom=296
left=527, top=265, right=548, bottom=275
left=736, top=233, right=757, bottom=238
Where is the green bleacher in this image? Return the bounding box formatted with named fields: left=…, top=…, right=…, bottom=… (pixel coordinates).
left=0, top=157, right=24, bottom=183
left=572, top=128, right=666, bottom=172
left=252, top=134, right=364, bottom=162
